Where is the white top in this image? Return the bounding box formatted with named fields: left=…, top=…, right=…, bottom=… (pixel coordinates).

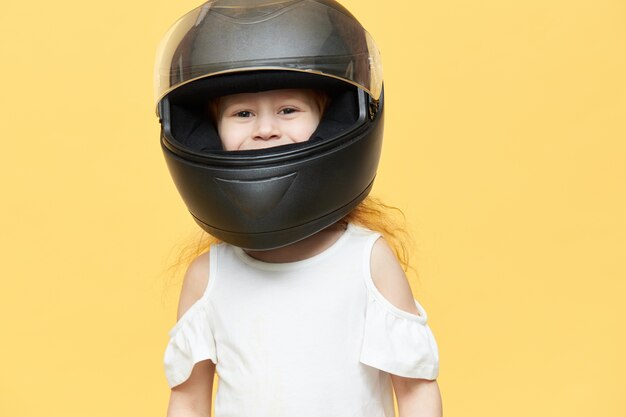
left=164, top=224, right=439, bottom=417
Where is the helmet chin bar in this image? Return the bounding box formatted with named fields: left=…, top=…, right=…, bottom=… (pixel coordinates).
left=191, top=179, right=376, bottom=251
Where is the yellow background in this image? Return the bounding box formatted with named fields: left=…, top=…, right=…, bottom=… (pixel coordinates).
left=1, top=0, right=624, bottom=416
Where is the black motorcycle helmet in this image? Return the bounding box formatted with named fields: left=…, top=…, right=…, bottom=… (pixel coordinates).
left=155, top=0, right=384, bottom=250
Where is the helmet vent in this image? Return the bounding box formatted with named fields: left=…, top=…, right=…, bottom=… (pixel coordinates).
left=215, top=172, right=298, bottom=219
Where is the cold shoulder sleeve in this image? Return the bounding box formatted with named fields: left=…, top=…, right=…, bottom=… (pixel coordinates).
left=164, top=300, right=217, bottom=388
left=360, top=291, right=439, bottom=379
left=359, top=233, right=440, bottom=379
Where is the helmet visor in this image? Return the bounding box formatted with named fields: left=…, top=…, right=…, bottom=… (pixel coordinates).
left=154, top=0, right=382, bottom=105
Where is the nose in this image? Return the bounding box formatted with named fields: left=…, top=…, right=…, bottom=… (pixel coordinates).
left=253, top=113, right=280, bottom=141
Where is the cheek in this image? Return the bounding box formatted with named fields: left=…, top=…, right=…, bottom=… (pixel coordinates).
left=218, top=121, right=244, bottom=150
left=292, top=116, right=320, bottom=141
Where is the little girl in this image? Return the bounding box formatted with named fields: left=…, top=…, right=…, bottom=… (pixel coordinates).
left=155, top=1, right=442, bottom=416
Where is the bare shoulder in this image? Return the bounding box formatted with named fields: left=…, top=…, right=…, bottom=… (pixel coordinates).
left=177, top=251, right=211, bottom=320
left=370, top=237, right=421, bottom=316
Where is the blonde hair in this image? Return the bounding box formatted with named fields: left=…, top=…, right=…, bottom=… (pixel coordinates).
left=167, top=196, right=412, bottom=285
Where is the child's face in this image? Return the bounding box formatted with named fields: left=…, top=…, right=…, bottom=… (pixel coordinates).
left=216, top=89, right=322, bottom=151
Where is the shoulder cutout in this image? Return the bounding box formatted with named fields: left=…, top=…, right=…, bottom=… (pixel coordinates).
left=370, top=237, right=421, bottom=316
left=177, top=252, right=211, bottom=320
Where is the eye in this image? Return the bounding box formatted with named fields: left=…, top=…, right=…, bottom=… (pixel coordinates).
left=235, top=110, right=253, bottom=118
left=278, top=107, right=298, bottom=115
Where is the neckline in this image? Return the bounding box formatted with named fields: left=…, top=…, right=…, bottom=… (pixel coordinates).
left=233, top=224, right=354, bottom=271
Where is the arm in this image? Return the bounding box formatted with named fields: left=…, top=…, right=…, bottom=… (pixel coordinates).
left=166, top=253, right=215, bottom=417
left=392, top=376, right=442, bottom=417
left=167, top=360, right=215, bottom=417
left=370, top=238, right=443, bottom=417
